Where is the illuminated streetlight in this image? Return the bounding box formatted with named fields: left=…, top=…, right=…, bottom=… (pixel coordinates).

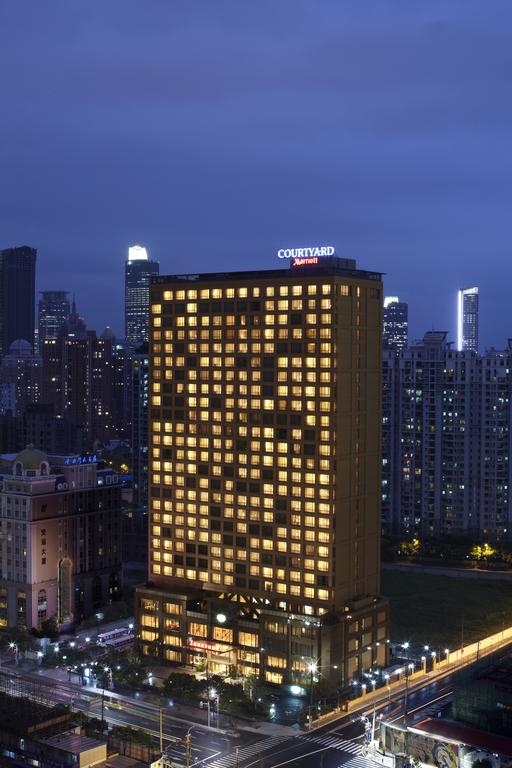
left=307, top=662, right=317, bottom=730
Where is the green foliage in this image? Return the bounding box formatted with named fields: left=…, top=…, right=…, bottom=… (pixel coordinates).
left=163, top=672, right=203, bottom=703
left=109, top=649, right=146, bottom=687
left=388, top=535, right=512, bottom=564
left=110, top=725, right=153, bottom=746
left=399, top=538, right=421, bottom=556
left=469, top=543, right=496, bottom=561
left=162, top=671, right=258, bottom=715
left=40, top=616, right=59, bottom=639
left=0, top=627, right=37, bottom=653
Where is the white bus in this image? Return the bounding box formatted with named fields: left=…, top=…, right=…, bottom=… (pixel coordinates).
left=97, top=627, right=131, bottom=646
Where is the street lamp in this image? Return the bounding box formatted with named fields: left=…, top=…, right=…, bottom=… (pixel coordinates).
left=384, top=673, right=391, bottom=702
left=208, top=687, right=220, bottom=728
left=9, top=642, right=19, bottom=666
left=307, top=662, right=317, bottom=730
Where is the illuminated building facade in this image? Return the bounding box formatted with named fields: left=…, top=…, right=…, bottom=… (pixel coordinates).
left=0, top=339, right=42, bottom=416
left=0, top=447, right=122, bottom=629
left=38, top=291, right=70, bottom=346
left=132, top=343, right=150, bottom=509
left=382, top=332, right=512, bottom=540
left=125, top=246, right=160, bottom=352
left=457, top=287, right=479, bottom=352
left=135, top=257, right=389, bottom=689
left=383, top=296, right=408, bottom=351
left=41, top=314, right=124, bottom=447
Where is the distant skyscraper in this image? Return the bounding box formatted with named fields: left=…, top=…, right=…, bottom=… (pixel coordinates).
left=0, top=246, right=37, bottom=357
left=382, top=332, right=512, bottom=541
left=0, top=339, right=42, bottom=416
left=41, top=302, right=123, bottom=446
left=38, top=291, right=70, bottom=345
left=457, top=287, right=479, bottom=352
left=383, top=296, right=408, bottom=350
left=124, top=246, right=159, bottom=351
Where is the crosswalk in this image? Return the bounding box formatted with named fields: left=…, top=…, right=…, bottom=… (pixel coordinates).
left=299, top=733, right=365, bottom=755
left=337, top=752, right=374, bottom=768
left=205, top=735, right=291, bottom=768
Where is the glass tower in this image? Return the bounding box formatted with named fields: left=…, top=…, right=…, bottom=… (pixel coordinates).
left=383, top=296, right=408, bottom=350
left=124, top=246, right=160, bottom=351
left=457, top=287, right=479, bottom=352
left=38, top=291, right=70, bottom=345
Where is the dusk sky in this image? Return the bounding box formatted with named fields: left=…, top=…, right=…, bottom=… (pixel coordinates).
left=1, top=2, right=512, bottom=347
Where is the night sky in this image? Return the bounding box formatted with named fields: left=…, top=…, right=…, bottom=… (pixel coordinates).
left=1, top=2, right=512, bottom=348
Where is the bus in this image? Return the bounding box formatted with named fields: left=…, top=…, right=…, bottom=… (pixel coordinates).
left=103, top=634, right=133, bottom=651
left=97, top=627, right=131, bottom=646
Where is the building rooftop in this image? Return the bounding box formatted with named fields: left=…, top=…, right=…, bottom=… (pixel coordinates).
left=152, top=257, right=383, bottom=285
left=41, top=731, right=105, bottom=755
left=411, top=718, right=512, bottom=758
left=0, top=693, right=70, bottom=736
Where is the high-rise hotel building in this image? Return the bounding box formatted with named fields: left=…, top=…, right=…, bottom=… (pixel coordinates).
left=135, top=256, right=389, bottom=689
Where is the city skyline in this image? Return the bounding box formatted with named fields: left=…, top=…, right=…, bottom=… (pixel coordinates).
left=2, top=3, right=512, bottom=348
left=0, top=240, right=505, bottom=352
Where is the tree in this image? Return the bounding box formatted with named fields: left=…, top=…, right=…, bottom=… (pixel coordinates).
left=41, top=616, right=59, bottom=640
left=163, top=672, right=203, bottom=703
left=399, top=538, right=421, bottom=557
left=0, top=627, right=37, bottom=654
left=470, top=543, right=496, bottom=561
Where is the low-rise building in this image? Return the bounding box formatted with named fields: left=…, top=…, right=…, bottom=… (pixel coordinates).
left=0, top=445, right=123, bottom=629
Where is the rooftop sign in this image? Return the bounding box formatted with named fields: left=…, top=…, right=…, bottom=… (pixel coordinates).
left=278, top=246, right=335, bottom=259
left=65, top=455, right=98, bottom=466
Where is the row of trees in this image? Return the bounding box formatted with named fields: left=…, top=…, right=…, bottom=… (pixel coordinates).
left=383, top=536, right=512, bottom=564
left=163, top=672, right=261, bottom=717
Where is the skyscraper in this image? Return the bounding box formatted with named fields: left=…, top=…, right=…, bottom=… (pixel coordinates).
left=41, top=304, right=123, bottom=447
left=136, top=256, right=389, bottom=689
left=383, top=296, right=408, bottom=350
left=381, top=332, right=512, bottom=541
left=38, top=291, right=70, bottom=345
left=0, top=339, right=42, bottom=416
left=382, top=332, right=479, bottom=537
left=0, top=246, right=37, bottom=357
left=457, top=287, right=479, bottom=352
left=124, top=246, right=160, bottom=351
